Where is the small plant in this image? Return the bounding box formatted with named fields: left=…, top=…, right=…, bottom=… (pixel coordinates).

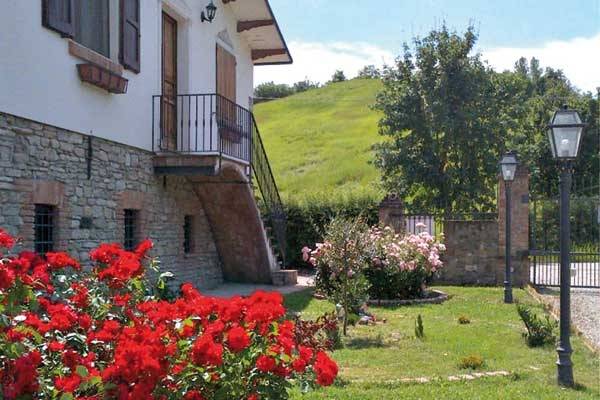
left=458, top=315, right=471, bottom=324
left=516, top=303, right=557, bottom=347
left=415, top=314, right=424, bottom=339
left=459, top=354, right=484, bottom=370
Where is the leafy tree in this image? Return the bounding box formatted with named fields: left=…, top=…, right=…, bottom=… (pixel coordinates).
left=373, top=26, right=599, bottom=211
left=330, top=70, right=347, bottom=83
left=293, top=79, right=320, bottom=93
left=373, top=25, right=503, bottom=212
left=498, top=57, right=599, bottom=197
left=254, top=81, right=294, bottom=99
left=357, top=65, right=381, bottom=79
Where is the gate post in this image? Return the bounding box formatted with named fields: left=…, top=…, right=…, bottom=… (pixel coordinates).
left=378, top=194, right=404, bottom=233
left=498, top=165, right=530, bottom=286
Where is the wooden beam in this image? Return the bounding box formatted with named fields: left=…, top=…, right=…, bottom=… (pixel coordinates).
left=251, top=48, right=287, bottom=61
left=237, top=19, right=274, bottom=32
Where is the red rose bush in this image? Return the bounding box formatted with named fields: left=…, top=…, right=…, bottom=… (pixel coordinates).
left=0, top=228, right=337, bottom=399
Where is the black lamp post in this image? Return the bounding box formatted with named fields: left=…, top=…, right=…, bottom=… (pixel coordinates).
left=201, top=1, right=217, bottom=23
left=546, top=105, right=586, bottom=387
left=499, top=152, right=518, bottom=304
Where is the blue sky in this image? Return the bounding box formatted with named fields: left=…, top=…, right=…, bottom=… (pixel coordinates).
left=256, top=0, right=600, bottom=92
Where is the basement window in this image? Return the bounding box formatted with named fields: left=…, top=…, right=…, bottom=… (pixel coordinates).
left=34, top=204, right=56, bottom=255
left=183, top=215, right=194, bottom=254
left=123, top=209, right=138, bottom=251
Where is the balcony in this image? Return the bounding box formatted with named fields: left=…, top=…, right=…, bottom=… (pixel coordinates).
left=151, top=93, right=288, bottom=268
left=151, top=93, right=253, bottom=176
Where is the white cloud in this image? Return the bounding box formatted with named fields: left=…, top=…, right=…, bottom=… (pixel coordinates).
left=479, top=33, right=600, bottom=93
left=255, top=34, right=600, bottom=93
left=254, top=40, right=395, bottom=86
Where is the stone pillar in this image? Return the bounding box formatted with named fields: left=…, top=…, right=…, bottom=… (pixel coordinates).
left=378, top=194, right=404, bottom=232
left=498, top=165, right=530, bottom=286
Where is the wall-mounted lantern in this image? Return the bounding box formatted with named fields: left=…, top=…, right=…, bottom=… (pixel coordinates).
left=201, top=1, right=217, bottom=23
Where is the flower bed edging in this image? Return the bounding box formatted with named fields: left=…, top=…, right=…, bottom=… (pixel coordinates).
left=367, top=289, right=449, bottom=306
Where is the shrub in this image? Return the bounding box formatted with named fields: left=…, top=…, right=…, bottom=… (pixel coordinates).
left=459, top=354, right=484, bottom=370
left=415, top=314, right=424, bottom=339
left=306, top=223, right=445, bottom=302
left=0, top=228, right=337, bottom=399
left=516, top=303, right=557, bottom=347
left=284, top=196, right=379, bottom=268
left=365, top=226, right=445, bottom=299
left=304, top=217, right=371, bottom=335
left=458, top=315, right=471, bottom=324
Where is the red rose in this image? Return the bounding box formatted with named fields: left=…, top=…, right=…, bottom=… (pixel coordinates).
left=256, top=355, right=276, bottom=373
left=226, top=326, right=250, bottom=353
left=191, top=334, right=223, bottom=367
left=313, top=351, right=338, bottom=386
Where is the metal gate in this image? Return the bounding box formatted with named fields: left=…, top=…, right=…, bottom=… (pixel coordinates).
left=529, top=189, right=600, bottom=288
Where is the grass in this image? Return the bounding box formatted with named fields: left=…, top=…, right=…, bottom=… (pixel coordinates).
left=284, top=286, right=600, bottom=399
left=254, top=79, right=383, bottom=203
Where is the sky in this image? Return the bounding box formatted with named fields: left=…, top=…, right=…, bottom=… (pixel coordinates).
left=255, top=0, right=600, bottom=93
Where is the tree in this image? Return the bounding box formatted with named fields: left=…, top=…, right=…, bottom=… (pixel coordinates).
left=373, top=25, right=503, bottom=212
left=293, top=79, right=320, bottom=93
left=254, top=81, right=294, bottom=99
left=357, top=65, right=381, bottom=79
left=330, top=70, right=346, bottom=83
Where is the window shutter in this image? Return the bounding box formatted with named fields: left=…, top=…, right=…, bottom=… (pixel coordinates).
left=120, top=0, right=141, bottom=73
left=42, top=0, right=75, bottom=38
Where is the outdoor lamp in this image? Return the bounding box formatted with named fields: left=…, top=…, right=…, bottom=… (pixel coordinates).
left=548, top=104, right=587, bottom=388
left=499, top=152, right=518, bottom=304
left=546, top=105, right=586, bottom=160
left=499, top=152, right=518, bottom=182
left=201, top=1, right=217, bottom=23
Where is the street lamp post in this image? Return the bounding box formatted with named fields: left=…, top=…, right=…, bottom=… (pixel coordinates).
left=546, top=105, right=587, bottom=387
left=499, top=152, right=518, bottom=304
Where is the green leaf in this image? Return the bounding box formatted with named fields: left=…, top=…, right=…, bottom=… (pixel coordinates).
left=76, top=365, right=89, bottom=377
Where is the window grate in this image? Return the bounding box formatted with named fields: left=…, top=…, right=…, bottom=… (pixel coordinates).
left=34, top=204, right=56, bottom=255
left=183, top=215, right=193, bottom=254
left=124, top=209, right=138, bottom=251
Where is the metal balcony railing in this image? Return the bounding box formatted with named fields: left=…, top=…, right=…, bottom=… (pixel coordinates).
left=152, top=93, right=252, bottom=162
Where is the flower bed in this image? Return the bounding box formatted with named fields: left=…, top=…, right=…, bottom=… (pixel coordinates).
left=304, top=223, right=445, bottom=302
left=0, top=229, right=337, bottom=399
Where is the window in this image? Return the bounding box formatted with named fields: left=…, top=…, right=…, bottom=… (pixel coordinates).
left=34, top=204, right=56, bottom=255
left=74, top=0, right=110, bottom=57
left=42, top=0, right=141, bottom=73
left=123, top=209, right=138, bottom=251
left=183, top=215, right=193, bottom=254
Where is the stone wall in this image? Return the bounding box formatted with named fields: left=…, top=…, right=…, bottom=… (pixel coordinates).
left=0, top=112, right=223, bottom=290
left=435, top=220, right=502, bottom=285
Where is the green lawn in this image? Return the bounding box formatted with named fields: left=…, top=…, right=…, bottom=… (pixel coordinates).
left=254, top=79, right=383, bottom=203
left=284, top=287, right=600, bottom=399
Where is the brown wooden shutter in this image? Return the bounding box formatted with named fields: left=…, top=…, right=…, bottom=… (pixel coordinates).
left=120, top=0, right=141, bottom=73
left=42, top=0, right=75, bottom=38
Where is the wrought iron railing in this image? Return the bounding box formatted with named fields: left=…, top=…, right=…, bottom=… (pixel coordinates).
left=152, top=93, right=252, bottom=162
left=151, top=93, right=287, bottom=265
left=251, top=114, right=287, bottom=266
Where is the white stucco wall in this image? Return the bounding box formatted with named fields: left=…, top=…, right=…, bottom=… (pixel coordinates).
left=0, top=0, right=254, bottom=151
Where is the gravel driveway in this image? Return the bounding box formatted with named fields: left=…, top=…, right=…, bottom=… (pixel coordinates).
left=535, top=287, right=600, bottom=351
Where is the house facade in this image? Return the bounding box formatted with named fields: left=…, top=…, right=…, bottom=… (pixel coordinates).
left=0, top=0, right=292, bottom=289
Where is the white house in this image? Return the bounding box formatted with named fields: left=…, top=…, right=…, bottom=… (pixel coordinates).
left=0, top=0, right=294, bottom=289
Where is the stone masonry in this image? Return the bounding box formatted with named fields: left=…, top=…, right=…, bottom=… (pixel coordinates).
left=0, top=112, right=223, bottom=290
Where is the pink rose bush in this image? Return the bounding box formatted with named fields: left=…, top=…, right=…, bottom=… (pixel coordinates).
left=0, top=228, right=337, bottom=399
left=305, top=222, right=446, bottom=302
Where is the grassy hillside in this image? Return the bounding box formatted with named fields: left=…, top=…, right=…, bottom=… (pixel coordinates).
left=254, top=79, right=384, bottom=203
